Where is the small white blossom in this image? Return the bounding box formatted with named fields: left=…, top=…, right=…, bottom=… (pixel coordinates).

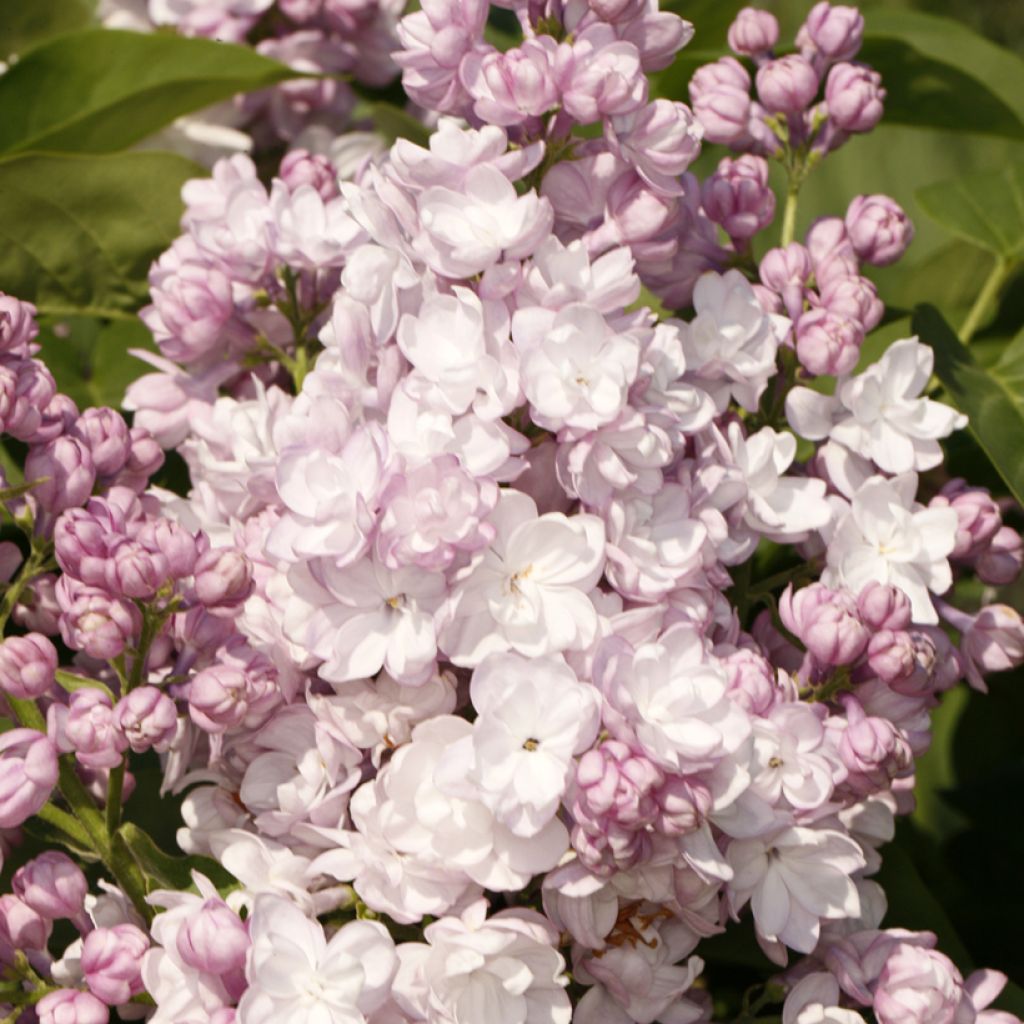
left=726, top=826, right=866, bottom=953
left=238, top=894, right=397, bottom=1024
left=822, top=473, right=958, bottom=624
left=786, top=337, right=967, bottom=475
left=439, top=490, right=605, bottom=667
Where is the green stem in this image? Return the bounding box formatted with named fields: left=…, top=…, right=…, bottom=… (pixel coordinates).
left=959, top=255, right=1011, bottom=343
left=106, top=758, right=126, bottom=834
left=0, top=541, right=52, bottom=633
left=731, top=559, right=753, bottom=625
left=780, top=183, right=800, bottom=248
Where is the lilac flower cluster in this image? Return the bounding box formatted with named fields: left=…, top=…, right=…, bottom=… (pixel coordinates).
left=0, top=2, right=1022, bottom=1024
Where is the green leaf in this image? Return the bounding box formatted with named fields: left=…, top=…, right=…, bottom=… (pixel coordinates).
left=119, top=822, right=238, bottom=895
left=0, top=150, right=201, bottom=318
left=0, top=28, right=300, bottom=155
left=860, top=9, right=1024, bottom=140
left=54, top=669, right=117, bottom=703
left=0, top=0, right=95, bottom=60
left=37, top=316, right=157, bottom=410
left=912, top=305, right=1024, bottom=507
left=915, top=163, right=1024, bottom=260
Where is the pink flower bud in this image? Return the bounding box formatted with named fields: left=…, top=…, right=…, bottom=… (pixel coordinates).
left=839, top=699, right=910, bottom=795
left=795, top=307, right=863, bottom=377
left=176, top=897, right=250, bottom=975
left=66, top=689, right=129, bottom=772
left=570, top=740, right=662, bottom=831
left=71, top=408, right=131, bottom=479
left=976, top=525, right=1023, bottom=586
left=0, top=294, right=39, bottom=356
left=866, top=630, right=918, bottom=685
left=756, top=54, right=819, bottom=114
left=136, top=519, right=200, bottom=579
left=55, top=500, right=127, bottom=587
left=12, top=851, right=88, bottom=921
left=653, top=774, right=714, bottom=834
left=826, top=930, right=938, bottom=1006
left=572, top=822, right=650, bottom=876
left=797, top=1, right=864, bottom=64
left=962, top=604, right=1024, bottom=678
left=817, top=273, right=883, bottom=332
left=760, top=242, right=812, bottom=320
left=142, top=250, right=241, bottom=366
left=0, top=894, right=50, bottom=951
left=116, top=427, right=165, bottom=492
left=37, top=988, right=110, bottom=1024
left=57, top=580, right=141, bottom=660
left=460, top=38, right=561, bottom=126
left=587, top=0, right=645, bottom=24
left=890, top=631, right=945, bottom=699
left=36, top=393, right=81, bottom=445
left=562, top=27, right=648, bottom=123
left=825, top=62, right=885, bottom=133
left=611, top=98, right=703, bottom=196
left=721, top=646, right=779, bottom=715
left=193, top=547, right=253, bottom=610
left=857, top=582, right=912, bottom=631
left=874, top=943, right=963, bottom=1024
left=0, top=728, right=58, bottom=828
left=701, top=154, right=775, bottom=242
left=278, top=149, right=339, bottom=201
left=26, top=436, right=97, bottom=517
left=81, top=923, right=149, bottom=1005
left=0, top=632, right=58, bottom=699
left=103, top=539, right=169, bottom=601
left=845, top=194, right=914, bottom=266
left=932, top=481, right=1001, bottom=560
left=780, top=582, right=869, bottom=665
left=0, top=357, right=56, bottom=442
left=114, top=687, right=178, bottom=754
left=805, top=215, right=857, bottom=276
left=689, top=57, right=752, bottom=145
left=727, top=7, right=779, bottom=57
left=188, top=665, right=249, bottom=733
left=760, top=243, right=812, bottom=291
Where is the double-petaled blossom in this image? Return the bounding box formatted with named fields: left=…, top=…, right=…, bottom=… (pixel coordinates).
left=238, top=895, right=397, bottom=1024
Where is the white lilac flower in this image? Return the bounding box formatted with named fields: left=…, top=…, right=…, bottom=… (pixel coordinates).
left=396, top=287, right=519, bottom=419
left=439, top=489, right=605, bottom=667
left=238, top=894, right=397, bottom=1024
left=393, top=899, right=571, bottom=1024
left=312, top=717, right=569, bottom=922
left=678, top=269, right=789, bottom=413
left=414, top=164, right=553, bottom=278
left=598, top=623, right=751, bottom=775
left=822, top=473, right=958, bottom=624
left=238, top=705, right=364, bottom=839
left=725, top=422, right=832, bottom=541
left=512, top=302, right=641, bottom=432
left=786, top=337, right=967, bottom=475
left=458, top=653, right=600, bottom=837
left=783, top=973, right=868, bottom=1024
left=726, top=826, right=866, bottom=953
left=283, top=555, right=446, bottom=685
